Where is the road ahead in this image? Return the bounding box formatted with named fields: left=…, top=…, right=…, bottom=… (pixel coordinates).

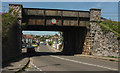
left=26, top=45, right=118, bottom=72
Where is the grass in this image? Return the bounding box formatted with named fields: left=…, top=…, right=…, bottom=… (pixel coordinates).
left=100, top=23, right=120, bottom=36
left=103, top=56, right=118, bottom=58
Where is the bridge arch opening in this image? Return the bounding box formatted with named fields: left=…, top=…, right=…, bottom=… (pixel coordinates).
left=22, top=26, right=87, bottom=55
left=22, top=30, right=65, bottom=55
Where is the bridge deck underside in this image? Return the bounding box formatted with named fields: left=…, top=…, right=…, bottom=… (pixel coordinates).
left=22, top=25, right=86, bottom=31
left=22, top=25, right=87, bottom=55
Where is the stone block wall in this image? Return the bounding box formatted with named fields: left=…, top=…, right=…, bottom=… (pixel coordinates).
left=2, top=4, right=23, bottom=63
left=91, top=25, right=119, bottom=57
left=83, top=8, right=119, bottom=57
left=82, top=31, right=91, bottom=55
left=9, top=4, right=23, bottom=24
left=9, top=4, right=22, bottom=18
left=2, top=23, right=22, bottom=63
left=90, top=8, right=101, bottom=22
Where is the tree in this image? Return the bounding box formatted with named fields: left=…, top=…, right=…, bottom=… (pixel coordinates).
left=48, top=41, right=53, bottom=46
left=47, top=36, right=52, bottom=39
left=40, top=37, right=46, bottom=42
left=54, top=33, right=58, bottom=36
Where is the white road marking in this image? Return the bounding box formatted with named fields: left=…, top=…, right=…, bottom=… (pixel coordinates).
left=30, top=58, right=42, bottom=71
left=50, top=55, right=118, bottom=71
left=38, top=46, right=118, bottom=71
left=30, top=62, right=42, bottom=71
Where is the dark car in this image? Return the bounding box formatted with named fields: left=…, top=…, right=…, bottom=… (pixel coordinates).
left=27, top=46, right=35, bottom=53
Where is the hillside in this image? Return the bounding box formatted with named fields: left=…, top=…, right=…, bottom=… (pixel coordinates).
left=100, top=19, right=120, bottom=39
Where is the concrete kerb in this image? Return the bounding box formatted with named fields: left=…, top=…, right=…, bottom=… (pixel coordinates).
left=45, top=45, right=119, bottom=62
left=74, top=54, right=119, bottom=62
left=47, top=45, right=60, bottom=52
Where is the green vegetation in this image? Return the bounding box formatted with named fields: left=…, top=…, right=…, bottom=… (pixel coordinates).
left=101, top=20, right=119, bottom=33
left=9, top=8, right=14, bottom=13
left=48, top=41, right=53, bottom=46
left=40, top=36, right=46, bottom=42
left=2, top=8, right=20, bottom=50
left=22, top=23, right=26, bottom=26
left=35, top=35, right=40, bottom=38
left=86, top=22, right=91, bottom=26
left=47, top=36, right=52, bottom=39
left=108, top=56, right=117, bottom=58
left=86, top=19, right=120, bottom=38
left=100, top=20, right=120, bottom=38
left=54, top=33, right=59, bottom=36
left=2, top=13, right=18, bottom=40
left=2, top=7, right=21, bottom=40
left=104, top=56, right=117, bottom=58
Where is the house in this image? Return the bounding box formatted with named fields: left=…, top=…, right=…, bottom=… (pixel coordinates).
left=22, top=35, right=34, bottom=44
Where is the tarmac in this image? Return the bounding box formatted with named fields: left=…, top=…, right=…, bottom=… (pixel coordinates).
left=1, top=46, right=119, bottom=73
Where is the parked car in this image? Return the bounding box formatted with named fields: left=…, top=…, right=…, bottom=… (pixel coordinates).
left=32, top=44, right=38, bottom=47
left=27, top=46, right=35, bottom=53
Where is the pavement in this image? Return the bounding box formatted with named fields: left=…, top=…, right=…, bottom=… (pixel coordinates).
left=48, top=45, right=119, bottom=62
left=2, top=48, right=30, bottom=73
left=74, top=54, right=119, bottom=62
left=2, top=57, right=29, bottom=72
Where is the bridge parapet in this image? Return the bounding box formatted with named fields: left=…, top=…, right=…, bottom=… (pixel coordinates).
left=23, top=8, right=89, bottom=17
left=9, top=4, right=101, bottom=27
left=22, top=8, right=90, bottom=26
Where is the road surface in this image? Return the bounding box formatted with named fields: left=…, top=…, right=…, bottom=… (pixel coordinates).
left=25, top=45, right=118, bottom=73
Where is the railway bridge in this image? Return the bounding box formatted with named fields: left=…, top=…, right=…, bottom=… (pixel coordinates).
left=2, top=4, right=101, bottom=63
left=10, top=4, right=101, bottom=55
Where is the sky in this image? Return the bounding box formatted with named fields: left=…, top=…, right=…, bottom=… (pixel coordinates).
left=1, top=2, right=119, bottom=35
left=1, top=0, right=120, bottom=2
left=22, top=31, right=59, bottom=35
left=2, top=2, right=118, bottom=21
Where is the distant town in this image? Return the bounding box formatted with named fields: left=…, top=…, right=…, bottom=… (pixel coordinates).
left=22, top=31, right=63, bottom=51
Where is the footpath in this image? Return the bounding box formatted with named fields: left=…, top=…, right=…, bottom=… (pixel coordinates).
left=75, top=54, right=119, bottom=62
left=2, top=48, right=30, bottom=73
left=48, top=45, right=119, bottom=62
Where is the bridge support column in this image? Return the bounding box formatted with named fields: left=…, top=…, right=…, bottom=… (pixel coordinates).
left=62, top=27, right=87, bottom=55
left=62, top=30, right=76, bottom=55
left=74, top=28, right=87, bottom=54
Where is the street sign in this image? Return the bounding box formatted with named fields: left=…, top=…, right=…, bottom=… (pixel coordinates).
left=51, top=18, right=57, bottom=24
